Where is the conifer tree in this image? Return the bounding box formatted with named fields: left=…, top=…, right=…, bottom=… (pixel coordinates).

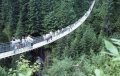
left=15, top=0, right=29, bottom=37
left=80, top=26, right=97, bottom=53
left=1, top=0, right=20, bottom=40
left=42, top=0, right=76, bottom=33
left=27, top=0, right=41, bottom=35
left=0, top=1, right=8, bottom=42
left=6, top=2, right=15, bottom=40
left=103, top=0, right=114, bottom=36
left=111, top=0, right=120, bottom=35
left=73, top=0, right=87, bottom=18
left=15, top=18, right=25, bottom=38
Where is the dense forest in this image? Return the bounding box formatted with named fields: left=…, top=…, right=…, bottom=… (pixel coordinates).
left=0, top=0, right=120, bottom=76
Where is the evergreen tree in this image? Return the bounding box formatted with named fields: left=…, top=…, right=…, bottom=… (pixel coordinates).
left=1, top=0, right=13, bottom=41
left=73, top=0, right=87, bottom=18
left=0, top=2, right=8, bottom=43
left=15, top=14, right=25, bottom=38
left=27, top=0, right=41, bottom=35
left=6, top=1, right=14, bottom=40
left=15, top=0, right=29, bottom=37
left=102, top=0, right=114, bottom=36
left=42, top=0, right=76, bottom=33
left=80, top=26, right=97, bottom=53
left=1, top=0, right=19, bottom=40
left=110, top=0, right=120, bottom=38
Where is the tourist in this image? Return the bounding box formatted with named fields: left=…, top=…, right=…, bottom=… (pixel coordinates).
left=57, top=29, right=60, bottom=37
left=67, top=26, right=71, bottom=31
left=45, top=33, right=50, bottom=42
left=11, top=38, right=17, bottom=53
left=43, top=34, right=46, bottom=41
left=61, top=28, right=64, bottom=33
left=16, top=38, right=21, bottom=49
left=21, top=36, right=26, bottom=48
left=49, top=31, right=53, bottom=40
left=54, top=31, right=57, bottom=37
left=27, top=35, right=34, bottom=48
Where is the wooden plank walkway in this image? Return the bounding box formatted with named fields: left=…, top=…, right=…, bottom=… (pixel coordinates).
left=0, top=0, right=95, bottom=59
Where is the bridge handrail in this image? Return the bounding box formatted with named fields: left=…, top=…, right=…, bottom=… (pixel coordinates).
left=0, top=0, right=95, bottom=53
left=0, top=0, right=95, bottom=59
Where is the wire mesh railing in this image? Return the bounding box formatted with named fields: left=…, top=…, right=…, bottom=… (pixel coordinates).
left=0, top=20, right=79, bottom=53
left=0, top=0, right=95, bottom=54
left=0, top=18, right=82, bottom=53
left=0, top=21, right=78, bottom=53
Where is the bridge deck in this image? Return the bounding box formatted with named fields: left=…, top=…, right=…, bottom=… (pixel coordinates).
left=0, top=0, right=95, bottom=59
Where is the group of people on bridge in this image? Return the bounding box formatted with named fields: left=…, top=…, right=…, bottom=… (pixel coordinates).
left=3, top=4, right=91, bottom=54
left=11, top=35, right=34, bottom=53
left=10, top=25, right=73, bottom=53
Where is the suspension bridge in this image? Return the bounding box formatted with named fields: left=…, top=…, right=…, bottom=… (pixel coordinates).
left=0, top=0, right=95, bottom=59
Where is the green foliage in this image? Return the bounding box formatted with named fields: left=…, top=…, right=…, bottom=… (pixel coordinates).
left=43, top=57, right=73, bottom=76
left=70, top=37, right=80, bottom=58
left=92, top=38, right=120, bottom=76
left=73, top=0, right=88, bottom=17
left=104, top=39, right=119, bottom=56
left=95, top=69, right=106, bottom=76
left=44, top=48, right=120, bottom=76
left=0, top=32, right=8, bottom=43
left=0, top=66, right=7, bottom=76
left=8, top=55, right=40, bottom=76
left=111, top=38, right=120, bottom=46
left=69, top=25, right=87, bottom=56
left=27, top=0, right=41, bottom=34
left=42, top=0, right=76, bottom=33
left=15, top=0, right=29, bottom=37
left=3, top=0, right=19, bottom=40
left=104, top=38, right=120, bottom=61
left=48, top=38, right=120, bottom=76
left=80, top=26, right=98, bottom=53
left=0, top=0, right=120, bottom=76
left=15, top=19, right=25, bottom=38
left=0, top=0, right=119, bottom=42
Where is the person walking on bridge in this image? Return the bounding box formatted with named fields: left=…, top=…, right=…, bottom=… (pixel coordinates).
left=11, top=38, right=17, bottom=53
left=22, top=36, right=26, bottom=48
left=27, top=35, right=34, bottom=48
left=49, top=31, right=53, bottom=40
left=45, top=33, right=50, bottom=42
left=16, top=38, right=21, bottom=49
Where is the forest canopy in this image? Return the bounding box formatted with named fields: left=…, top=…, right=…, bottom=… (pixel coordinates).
left=0, top=0, right=120, bottom=76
